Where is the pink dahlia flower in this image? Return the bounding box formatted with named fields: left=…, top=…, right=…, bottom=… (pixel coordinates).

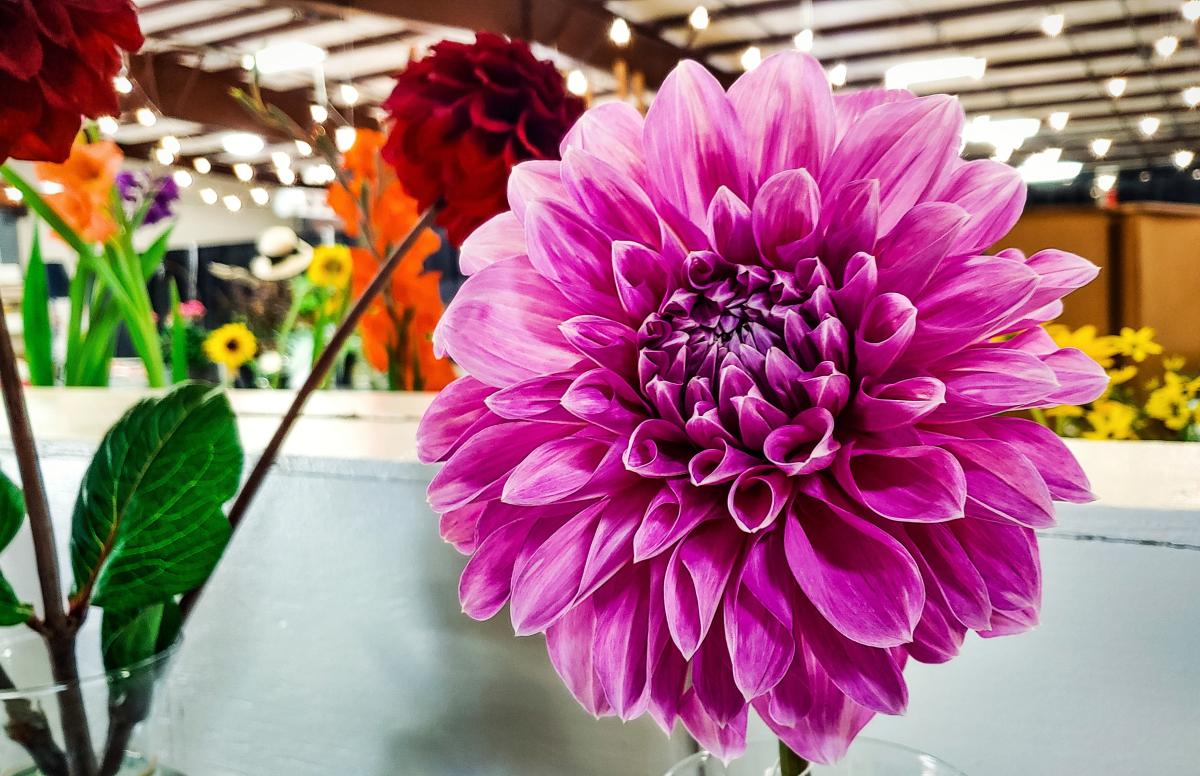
left=418, top=53, right=1106, bottom=763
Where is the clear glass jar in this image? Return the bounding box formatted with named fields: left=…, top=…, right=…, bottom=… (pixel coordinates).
left=0, top=628, right=182, bottom=775
left=666, top=737, right=966, bottom=776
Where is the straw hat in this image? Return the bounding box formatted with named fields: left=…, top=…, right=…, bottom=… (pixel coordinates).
left=249, top=226, right=313, bottom=281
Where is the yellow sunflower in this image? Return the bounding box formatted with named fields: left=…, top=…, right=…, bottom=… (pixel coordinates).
left=204, top=323, right=258, bottom=370
left=307, top=244, right=353, bottom=289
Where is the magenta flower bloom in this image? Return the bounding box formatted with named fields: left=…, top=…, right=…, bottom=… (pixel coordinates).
left=418, top=53, right=1106, bottom=764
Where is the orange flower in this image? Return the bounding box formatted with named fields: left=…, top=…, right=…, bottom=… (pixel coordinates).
left=342, top=128, right=385, bottom=181
left=33, top=139, right=122, bottom=242
left=329, top=129, right=432, bottom=257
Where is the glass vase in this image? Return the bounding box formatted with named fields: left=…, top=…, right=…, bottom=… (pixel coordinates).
left=0, top=628, right=182, bottom=775
left=666, top=737, right=966, bottom=776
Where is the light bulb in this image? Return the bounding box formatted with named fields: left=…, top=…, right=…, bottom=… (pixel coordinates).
left=113, top=76, right=133, bottom=94
left=339, top=83, right=359, bottom=106
left=223, top=195, right=242, bottom=212
left=689, top=6, right=709, bottom=30
left=335, top=125, right=357, bottom=153
left=1048, top=111, right=1069, bottom=131
left=250, top=187, right=270, bottom=206
left=1184, top=0, right=1200, bottom=22
left=793, top=28, right=814, bottom=52
left=566, top=69, right=588, bottom=97
left=1090, top=138, right=1112, bottom=157
left=193, top=157, right=212, bottom=174
left=233, top=163, right=254, bottom=182
left=154, top=148, right=174, bottom=165
left=741, top=46, right=762, bottom=72
left=1106, top=77, right=1127, bottom=98
left=135, top=108, right=156, bottom=127
left=4, top=187, right=22, bottom=203
left=1173, top=150, right=1194, bottom=169
left=827, top=63, right=847, bottom=87
left=221, top=132, right=264, bottom=157
left=1139, top=115, right=1160, bottom=136
left=310, top=104, right=329, bottom=124
left=199, top=188, right=218, bottom=205
left=1040, top=13, right=1064, bottom=37
left=277, top=167, right=296, bottom=186
left=1155, top=35, right=1179, bottom=58
left=96, top=116, right=119, bottom=136
left=173, top=170, right=193, bottom=188
left=1183, top=86, right=1200, bottom=108
left=160, top=135, right=181, bottom=154
left=609, top=18, right=631, bottom=47
left=295, top=140, right=313, bottom=157
left=271, top=151, right=292, bottom=169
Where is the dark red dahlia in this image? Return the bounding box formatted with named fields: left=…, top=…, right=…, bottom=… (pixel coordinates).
left=381, top=32, right=585, bottom=246
left=0, top=0, right=143, bottom=164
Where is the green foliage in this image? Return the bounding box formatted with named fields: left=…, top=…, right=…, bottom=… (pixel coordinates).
left=21, top=225, right=54, bottom=386
left=70, top=382, right=242, bottom=611
left=0, top=471, right=33, bottom=626
left=139, top=226, right=173, bottom=281
left=169, top=282, right=189, bottom=384
left=101, top=600, right=182, bottom=671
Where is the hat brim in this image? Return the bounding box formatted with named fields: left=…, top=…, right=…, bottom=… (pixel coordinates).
left=250, top=240, right=313, bottom=281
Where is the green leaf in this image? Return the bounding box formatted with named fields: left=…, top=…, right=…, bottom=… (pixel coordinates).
left=169, top=281, right=188, bottom=384
left=0, top=165, right=89, bottom=256
left=71, top=383, right=243, bottom=611
left=139, top=226, right=173, bottom=281
left=21, top=225, right=54, bottom=386
left=101, top=600, right=181, bottom=671
left=0, top=469, right=26, bottom=552
left=0, top=576, right=34, bottom=627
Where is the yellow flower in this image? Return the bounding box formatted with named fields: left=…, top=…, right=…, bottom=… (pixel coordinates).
left=1045, top=324, right=1119, bottom=368
left=307, top=245, right=353, bottom=289
left=1107, top=365, right=1137, bottom=386
left=1146, top=382, right=1192, bottom=431
left=1082, top=400, right=1138, bottom=440
left=1114, top=326, right=1163, bottom=363
left=1045, top=405, right=1085, bottom=419
left=204, top=323, right=258, bottom=370
left=1163, top=355, right=1186, bottom=372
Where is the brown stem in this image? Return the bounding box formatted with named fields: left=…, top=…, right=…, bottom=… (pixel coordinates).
left=0, top=288, right=96, bottom=775
left=0, top=662, right=68, bottom=776
left=177, top=201, right=443, bottom=619
left=779, top=739, right=810, bottom=776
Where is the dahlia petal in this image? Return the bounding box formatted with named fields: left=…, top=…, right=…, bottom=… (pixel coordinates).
left=560, top=101, right=648, bottom=185
left=831, top=252, right=879, bottom=328
left=732, top=395, right=790, bottom=449
left=648, top=636, right=688, bottom=732
left=785, top=489, right=925, bottom=647
left=510, top=501, right=605, bottom=633
left=819, top=180, right=880, bottom=271
left=507, top=159, right=568, bottom=221
left=875, top=202, right=970, bottom=299
left=428, top=421, right=568, bottom=512
left=728, top=465, right=793, bottom=532
left=755, top=649, right=876, bottom=765
left=952, top=519, right=1040, bottom=611
left=459, top=518, right=537, bottom=620
left=688, top=440, right=762, bottom=487
left=832, top=88, right=915, bottom=140
left=1025, top=249, right=1100, bottom=305
left=546, top=599, right=613, bottom=716
left=577, top=488, right=650, bottom=599
left=837, top=443, right=967, bottom=523
left=633, top=481, right=720, bottom=561
left=1041, top=347, right=1109, bottom=405
left=807, top=316, right=850, bottom=370
left=643, top=60, right=750, bottom=232
left=934, top=159, right=1026, bottom=254
left=762, top=408, right=840, bottom=475
left=625, top=419, right=692, bottom=478
left=435, top=257, right=581, bottom=387
left=903, top=522, right=992, bottom=630
left=439, top=502, right=484, bottom=554
left=765, top=651, right=815, bottom=726
left=799, top=361, right=852, bottom=415
left=753, top=169, right=821, bottom=267
left=855, top=292, right=917, bottom=377
left=942, top=438, right=1056, bottom=529
left=485, top=371, right=576, bottom=421
left=665, top=521, right=742, bottom=658
left=850, top=376, right=946, bottom=432
left=592, top=566, right=652, bottom=720
left=930, top=347, right=1060, bottom=421
left=502, top=434, right=612, bottom=506
left=906, top=578, right=967, bottom=664
left=459, top=211, right=525, bottom=274
left=980, top=605, right=1040, bottom=637
left=416, top=376, right=498, bottom=462
left=562, top=368, right=648, bottom=435
left=680, top=689, right=748, bottom=764
left=969, top=417, right=1094, bottom=503
left=706, top=186, right=756, bottom=264
left=561, top=146, right=660, bottom=245
left=823, top=94, right=964, bottom=233
left=729, top=51, right=835, bottom=184
left=792, top=593, right=908, bottom=714
left=560, top=315, right=638, bottom=377
left=692, top=613, right=747, bottom=726
left=524, top=199, right=623, bottom=317
left=613, top=241, right=672, bottom=321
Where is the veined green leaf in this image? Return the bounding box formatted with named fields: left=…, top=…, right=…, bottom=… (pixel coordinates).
left=140, top=226, right=173, bottom=281
left=71, top=383, right=243, bottom=611
left=0, top=469, right=25, bottom=552
left=0, top=577, right=33, bottom=627
left=21, top=225, right=54, bottom=386
left=101, top=599, right=181, bottom=671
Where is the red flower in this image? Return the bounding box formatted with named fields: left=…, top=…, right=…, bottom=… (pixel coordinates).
left=381, top=32, right=585, bottom=246
left=0, top=0, right=144, bottom=164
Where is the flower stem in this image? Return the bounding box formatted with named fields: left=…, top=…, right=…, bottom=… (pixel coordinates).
left=779, top=739, right=810, bottom=776
left=0, top=288, right=96, bottom=775
left=177, top=201, right=442, bottom=619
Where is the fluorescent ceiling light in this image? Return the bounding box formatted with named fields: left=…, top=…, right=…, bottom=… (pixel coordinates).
left=991, top=146, right=1014, bottom=163
left=884, top=56, right=986, bottom=90
left=222, top=132, right=265, bottom=157
left=1018, top=148, right=1082, bottom=184
left=254, top=41, right=327, bottom=75
left=962, top=115, right=1041, bottom=149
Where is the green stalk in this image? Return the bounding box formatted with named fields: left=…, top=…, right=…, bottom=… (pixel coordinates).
left=779, top=740, right=810, bottom=776
left=63, top=254, right=90, bottom=384
left=168, top=282, right=188, bottom=384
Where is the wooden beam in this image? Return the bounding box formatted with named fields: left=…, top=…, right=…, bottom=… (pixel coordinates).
left=148, top=7, right=280, bottom=40
left=257, top=0, right=731, bottom=87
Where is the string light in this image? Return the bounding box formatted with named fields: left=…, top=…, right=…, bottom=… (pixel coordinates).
left=1040, top=13, right=1064, bottom=37
left=740, top=46, right=762, bottom=71
left=1183, top=0, right=1200, bottom=22
left=250, top=187, right=270, bottom=206
left=199, top=187, right=218, bottom=205
left=339, top=83, right=360, bottom=105
left=566, top=69, right=588, bottom=97
left=310, top=104, right=329, bottom=124
left=1155, top=36, right=1179, bottom=58
left=113, top=76, right=133, bottom=94
left=277, top=167, right=296, bottom=185
left=154, top=148, right=174, bottom=165
left=135, top=108, right=156, bottom=127
left=335, top=125, right=357, bottom=153
left=1048, top=111, right=1069, bottom=131
left=4, top=187, right=22, bottom=203
left=1183, top=86, right=1200, bottom=108
left=827, top=63, right=847, bottom=87
left=1105, top=77, right=1127, bottom=98
left=1139, top=115, right=1161, bottom=137
left=1173, top=150, right=1194, bottom=169
left=240, top=54, right=256, bottom=71
left=1095, top=172, right=1117, bottom=192
left=160, top=135, right=181, bottom=155
left=193, top=157, right=212, bottom=174
left=1090, top=138, right=1112, bottom=157
left=609, top=17, right=631, bottom=47
left=295, top=140, right=313, bottom=157
left=96, top=116, right=119, bottom=136
left=233, top=163, right=254, bottom=182
left=688, top=6, right=709, bottom=31
left=222, top=132, right=265, bottom=157
left=223, top=194, right=242, bottom=212
left=793, top=28, right=814, bottom=52
left=271, top=151, right=292, bottom=170
left=172, top=170, right=193, bottom=188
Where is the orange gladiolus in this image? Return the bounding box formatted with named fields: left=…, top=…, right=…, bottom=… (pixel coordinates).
left=33, top=139, right=123, bottom=242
